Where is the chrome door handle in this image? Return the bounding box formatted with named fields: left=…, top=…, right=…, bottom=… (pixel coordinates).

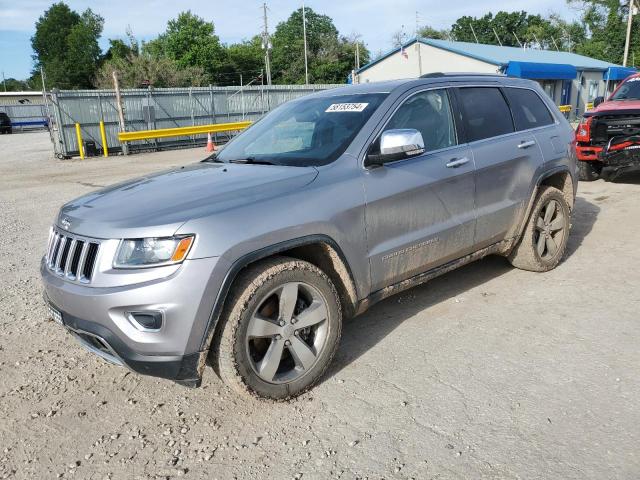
left=446, top=157, right=470, bottom=168
left=518, top=140, right=536, bottom=149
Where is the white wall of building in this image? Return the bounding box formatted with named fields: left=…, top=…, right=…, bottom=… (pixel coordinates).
left=357, top=42, right=499, bottom=83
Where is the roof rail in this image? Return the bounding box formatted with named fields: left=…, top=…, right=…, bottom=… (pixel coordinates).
left=419, top=72, right=505, bottom=78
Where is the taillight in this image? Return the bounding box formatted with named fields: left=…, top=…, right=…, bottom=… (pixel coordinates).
left=576, top=117, right=592, bottom=143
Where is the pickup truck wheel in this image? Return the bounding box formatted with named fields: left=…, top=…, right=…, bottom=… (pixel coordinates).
left=211, top=256, right=342, bottom=400
left=577, top=160, right=602, bottom=182
left=508, top=186, right=570, bottom=272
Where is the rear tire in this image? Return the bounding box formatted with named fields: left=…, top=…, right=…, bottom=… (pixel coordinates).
left=508, top=186, right=571, bottom=272
left=211, top=256, right=342, bottom=400
left=577, top=160, right=602, bottom=182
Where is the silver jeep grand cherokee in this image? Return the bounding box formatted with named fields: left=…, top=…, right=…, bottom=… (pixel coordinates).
left=42, top=74, right=577, bottom=399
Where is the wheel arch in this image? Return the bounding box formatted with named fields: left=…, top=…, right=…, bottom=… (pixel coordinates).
left=537, top=167, right=575, bottom=209
left=199, top=235, right=358, bottom=352
left=510, top=166, right=574, bottom=253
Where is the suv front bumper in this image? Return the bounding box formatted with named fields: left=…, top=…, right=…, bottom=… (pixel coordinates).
left=41, top=255, right=222, bottom=387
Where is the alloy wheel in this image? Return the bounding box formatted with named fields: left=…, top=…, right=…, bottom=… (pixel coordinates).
left=534, top=199, right=566, bottom=260
left=245, top=282, right=329, bottom=384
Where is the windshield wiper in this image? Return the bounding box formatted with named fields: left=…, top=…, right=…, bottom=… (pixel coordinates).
left=202, top=154, right=223, bottom=163
left=228, top=157, right=276, bottom=165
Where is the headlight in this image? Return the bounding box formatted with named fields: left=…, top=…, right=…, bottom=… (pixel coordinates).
left=114, top=235, right=195, bottom=268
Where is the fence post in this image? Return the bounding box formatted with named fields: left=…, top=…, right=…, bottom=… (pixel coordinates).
left=50, top=90, right=68, bottom=158
left=112, top=71, right=128, bottom=155
left=189, top=87, right=196, bottom=145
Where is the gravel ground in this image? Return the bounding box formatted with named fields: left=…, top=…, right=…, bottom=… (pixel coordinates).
left=1, top=131, right=639, bottom=480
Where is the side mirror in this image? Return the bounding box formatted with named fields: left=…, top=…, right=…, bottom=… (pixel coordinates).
left=365, top=129, right=426, bottom=167
left=593, top=96, right=605, bottom=108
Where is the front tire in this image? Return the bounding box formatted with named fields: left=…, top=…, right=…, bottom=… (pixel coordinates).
left=577, top=160, right=602, bottom=182
left=508, top=186, right=571, bottom=272
left=211, top=256, right=342, bottom=400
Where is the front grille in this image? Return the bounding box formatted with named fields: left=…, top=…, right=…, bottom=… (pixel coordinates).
left=46, top=228, right=101, bottom=283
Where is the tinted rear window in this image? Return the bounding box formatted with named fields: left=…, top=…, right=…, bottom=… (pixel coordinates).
left=457, top=87, right=514, bottom=142
left=504, top=87, right=554, bottom=131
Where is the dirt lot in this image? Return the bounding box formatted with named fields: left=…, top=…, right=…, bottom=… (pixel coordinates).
left=1, top=131, right=639, bottom=480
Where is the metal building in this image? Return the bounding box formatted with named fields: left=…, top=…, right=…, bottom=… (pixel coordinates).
left=355, top=38, right=637, bottom=118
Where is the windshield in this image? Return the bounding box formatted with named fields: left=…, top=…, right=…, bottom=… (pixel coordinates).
left=611, top=78, right=640, bottom=100
left=215, top=92, right=388, bottom=167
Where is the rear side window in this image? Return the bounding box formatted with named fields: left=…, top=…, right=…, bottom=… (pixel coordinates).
left=504, top=87, right=554, bottom=131
left=457, top=87, right=514, bottom=142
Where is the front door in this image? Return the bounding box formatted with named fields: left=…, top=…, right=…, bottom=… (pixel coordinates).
left=363, top=88, right=476, bottom=293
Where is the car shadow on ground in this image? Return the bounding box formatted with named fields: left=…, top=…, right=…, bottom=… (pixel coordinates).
left=324, top=196, right=600, bottom=381
left=611, top=171, right=640, bottom=185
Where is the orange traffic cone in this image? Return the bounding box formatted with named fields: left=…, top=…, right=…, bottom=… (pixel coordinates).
left=206, top=132, right=216, bottom=152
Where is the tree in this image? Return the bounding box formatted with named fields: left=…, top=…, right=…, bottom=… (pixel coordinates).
left=104, top=28, right=139, bottom=61
left=31, top=2, right=103, bottom=89
left=143, top=11, right=228, bottom=84
left=94, top=54, right=206, bottom=88
left=569, top=0, right=640, bottom=64
left=226, top=36, right=265, bottom=83
left=1, top=78, right=31, bottom=91
left=449, top=10, right=585, bottom=52
left=271, top=7, right=368, bottom=84
left=418, top=26, right=450, bottom=40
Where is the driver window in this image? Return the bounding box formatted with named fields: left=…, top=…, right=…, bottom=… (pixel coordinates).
left=384, top=89, right=457, bottom=151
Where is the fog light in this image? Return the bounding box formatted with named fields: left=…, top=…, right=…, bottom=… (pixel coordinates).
left=127, top=311, right=163, bottom=331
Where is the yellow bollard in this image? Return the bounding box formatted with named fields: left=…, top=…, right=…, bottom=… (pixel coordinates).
left=99, top=120, right=109, bottom=157
left=75, top=123, right=85, bottom=160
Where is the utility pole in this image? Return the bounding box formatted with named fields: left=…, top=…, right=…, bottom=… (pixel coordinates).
left=261, top=3, right=272, bottom=85
left=302, top=2, right=309, bottom=84
left=415, top=11, right=420, bottom=38
left=624, top=0, right=636, bottom=66
left=1, top=72, right=6, bottom=92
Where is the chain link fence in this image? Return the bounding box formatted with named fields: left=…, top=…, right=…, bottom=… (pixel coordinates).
left=48, top=84, right=343, bottom=158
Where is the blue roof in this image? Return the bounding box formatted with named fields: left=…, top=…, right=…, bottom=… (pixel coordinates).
left=357, top=38, right=621, bottom=74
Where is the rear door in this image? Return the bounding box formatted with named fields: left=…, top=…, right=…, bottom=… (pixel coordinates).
left=454, top=85, right=545, bottom=247
left=363, top=87, right=476, bottom=292
left=503, top=86, right=567, bottom=171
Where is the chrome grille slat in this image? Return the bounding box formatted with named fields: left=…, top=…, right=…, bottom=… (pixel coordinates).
left=76, top=241, right=90, bottom=281
left=64, top=239, right=77, bottom=275
left=54, top=237, right=67, bottom=271
left=45, top=230, right=55, bottom=261
left=46, top=227, right=101, bottom=284
left=49, top=234, right=61, bottom=268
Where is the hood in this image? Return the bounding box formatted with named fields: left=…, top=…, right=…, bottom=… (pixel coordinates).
left=592, top=99, right=640, bottom=113
left=57, top=162, right=318, bottom=239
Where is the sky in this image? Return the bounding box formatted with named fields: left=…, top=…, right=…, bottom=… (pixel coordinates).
left=0, top=0, right=581, bottom=80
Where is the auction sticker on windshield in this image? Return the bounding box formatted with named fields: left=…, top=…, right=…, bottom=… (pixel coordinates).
left=325, top=103, right=369, bottom=113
